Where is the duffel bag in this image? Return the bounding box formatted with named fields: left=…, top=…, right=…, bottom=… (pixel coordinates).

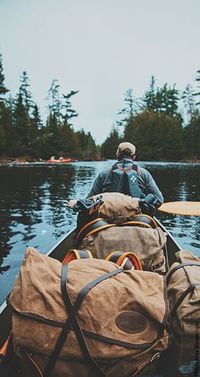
left=166, top=250, right=200, bottom=354
left=92, top=192, right=141, bottom=223
left=8, top=247, right=169, bottom=377
left=80, top=225, right=167, bottom=273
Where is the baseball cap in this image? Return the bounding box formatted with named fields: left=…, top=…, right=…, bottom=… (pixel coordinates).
left=116, top=142, right=136, bottom=157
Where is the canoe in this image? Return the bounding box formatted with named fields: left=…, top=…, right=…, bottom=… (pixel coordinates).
left=0, top=219, right=183, bottom=376
left=47, top=158, right=73, bottom=164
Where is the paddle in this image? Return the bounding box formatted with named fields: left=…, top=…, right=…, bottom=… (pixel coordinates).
left=158, top=201, right=200, bottom=216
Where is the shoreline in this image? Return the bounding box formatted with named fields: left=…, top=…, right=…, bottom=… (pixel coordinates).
left=0, top=157, right=200, bottom=166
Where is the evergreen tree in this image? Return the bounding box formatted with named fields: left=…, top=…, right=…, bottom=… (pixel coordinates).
left=101, top=128, right=122, bottom=159
left=45, top=82, right=79, bottom=158
left=45, top=80, right=62, bottom=156
left=116, top=89, right=140, bottom=128
left=19, top=71, right=33, bottom=113
left=76, top=129, right=97, bottom=160
left=143, top=78, right=179, bottom=117
left=182, top=84, right=195, bottom=119
left=0, top=53, right=9, bottom=154
left=0, top=53, right=9, bottom=99
left=184, top=111, right=200, bottom=159
left=29, top=104, right=42, bottom=157
left=13, top=92, right=30, bottom=155
left=48, top=79, right=61, bottom=123
left=193, top=69, right=200, bottom=106
left=143, top=76, right=157, bottom=112
left=0, top=96, right=14, bottom=155
left=12, top=72, right=36, bottom=156
left=124, top=111, right=184, bottom=161
left=62, top=90, right=79, bottom=124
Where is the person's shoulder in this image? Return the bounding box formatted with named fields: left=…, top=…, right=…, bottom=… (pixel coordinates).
left=99, top=167, right=111, bottom=178
left=137, top=166, right=152, bottom=178
left=138, top=166, right=148, bottom=174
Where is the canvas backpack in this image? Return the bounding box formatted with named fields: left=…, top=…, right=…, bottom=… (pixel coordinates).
left=166, top=250, right=200, bottom=359
left=76, top=213, right=167, bottom=274
left=92, top=192, right=141, bottom=223
left=8, top=247, right=169, bottom=377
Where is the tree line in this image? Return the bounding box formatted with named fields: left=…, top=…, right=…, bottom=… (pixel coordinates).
left=102, top=76, right=200, bottom=161
left=0, top=53, right=98, bottom=160
left=0, top=51, right=200, bottom=161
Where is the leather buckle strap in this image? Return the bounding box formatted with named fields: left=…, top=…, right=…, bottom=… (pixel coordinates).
left=75, top=218, right=115, bottom=248
left=62, top=249, right=93, bottom=264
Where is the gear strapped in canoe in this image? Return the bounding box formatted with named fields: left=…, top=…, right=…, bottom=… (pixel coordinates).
left=158, top=201, right=200, bottom=216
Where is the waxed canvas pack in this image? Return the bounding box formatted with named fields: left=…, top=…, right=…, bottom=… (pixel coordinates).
left=93, top=192, right=141, bottom=223
left=8, top=247, right=169, bottom=377
left=81, top=225, right=167, bottom=273
left=166, top=250, right=200, bottom=353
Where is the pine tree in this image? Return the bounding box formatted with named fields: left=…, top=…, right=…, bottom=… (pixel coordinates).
left=143, top=76, right=157, bottom=112
left=116, top=89, right=140, bottom=129
left=76, top=129, right=97, bottom=160
left=101, top=128, right=122, bottom=159
left=19, top=71, right=33, bottom=113
left=124, top=111, right=184, bottom=161
left=62, top=90, right=79, bottom=124
left=12, top=72, right=35, bottom=156
left=184, top=111, right=200, bottom=159
left=0, top=53, right=9, bottom=154
left=29, top=104, right=42, bottom=157
left=48, top=79, right=61, bottom=123
left=193, top=69, right=200, bottom=106
left=182, top=84, right=195, bottom=119
left=0, top=53, right=9, bottom=99
left=45, top=80, right=62, bottom=156
left=143, top=78, right=179, bottom=117
left=13, top=92, right=30, bottom=155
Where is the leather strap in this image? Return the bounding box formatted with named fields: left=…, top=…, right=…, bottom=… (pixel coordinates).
left=43, top=264, right=123, bottom=377
left=75, top=215, right=157, bottom=248
left=122, top=214, right=157, bottom=229
left=75, top=218, right=115, bottom=248
left=62, top=249, right=92, bottom=264
left=171, top=284, right=200, bottom=318
left=106, top=251, right=142, bottom=270
left=166, top=262, right=200, bottom=284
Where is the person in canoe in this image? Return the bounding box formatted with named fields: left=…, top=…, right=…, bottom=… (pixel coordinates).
left=68, top=141, right=164, bottom=215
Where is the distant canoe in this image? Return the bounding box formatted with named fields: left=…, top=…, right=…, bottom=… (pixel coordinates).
left=47, top=158, right=73, bottom=163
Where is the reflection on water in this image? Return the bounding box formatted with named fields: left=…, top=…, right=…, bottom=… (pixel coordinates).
left=0, top=161, right=200, bottom=304
left=145, top=162, right=200, bottom=254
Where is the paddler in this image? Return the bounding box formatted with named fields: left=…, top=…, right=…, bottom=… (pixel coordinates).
left=68, top=141, right=164, bottom=215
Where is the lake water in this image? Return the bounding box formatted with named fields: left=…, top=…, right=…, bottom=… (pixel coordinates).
left=0, top=160, right=200, bottom=305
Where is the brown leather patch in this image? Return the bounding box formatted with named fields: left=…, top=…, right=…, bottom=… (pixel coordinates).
left=116, top=311, right=147, bottom=334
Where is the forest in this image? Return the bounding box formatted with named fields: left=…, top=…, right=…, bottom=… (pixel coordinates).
left=0, top=52, right=200, bottom=161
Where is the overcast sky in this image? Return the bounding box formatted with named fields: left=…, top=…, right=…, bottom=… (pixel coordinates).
left=0, top=0, right=200, bottom=143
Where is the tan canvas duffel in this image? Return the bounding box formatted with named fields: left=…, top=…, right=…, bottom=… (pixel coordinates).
left=81, top=225, right=167, bottom=273
left=8, top=247, right=169, bottom=377
left=166, top=250, right=200, bottom=355
left=93, top=192, right=141, bottom=223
